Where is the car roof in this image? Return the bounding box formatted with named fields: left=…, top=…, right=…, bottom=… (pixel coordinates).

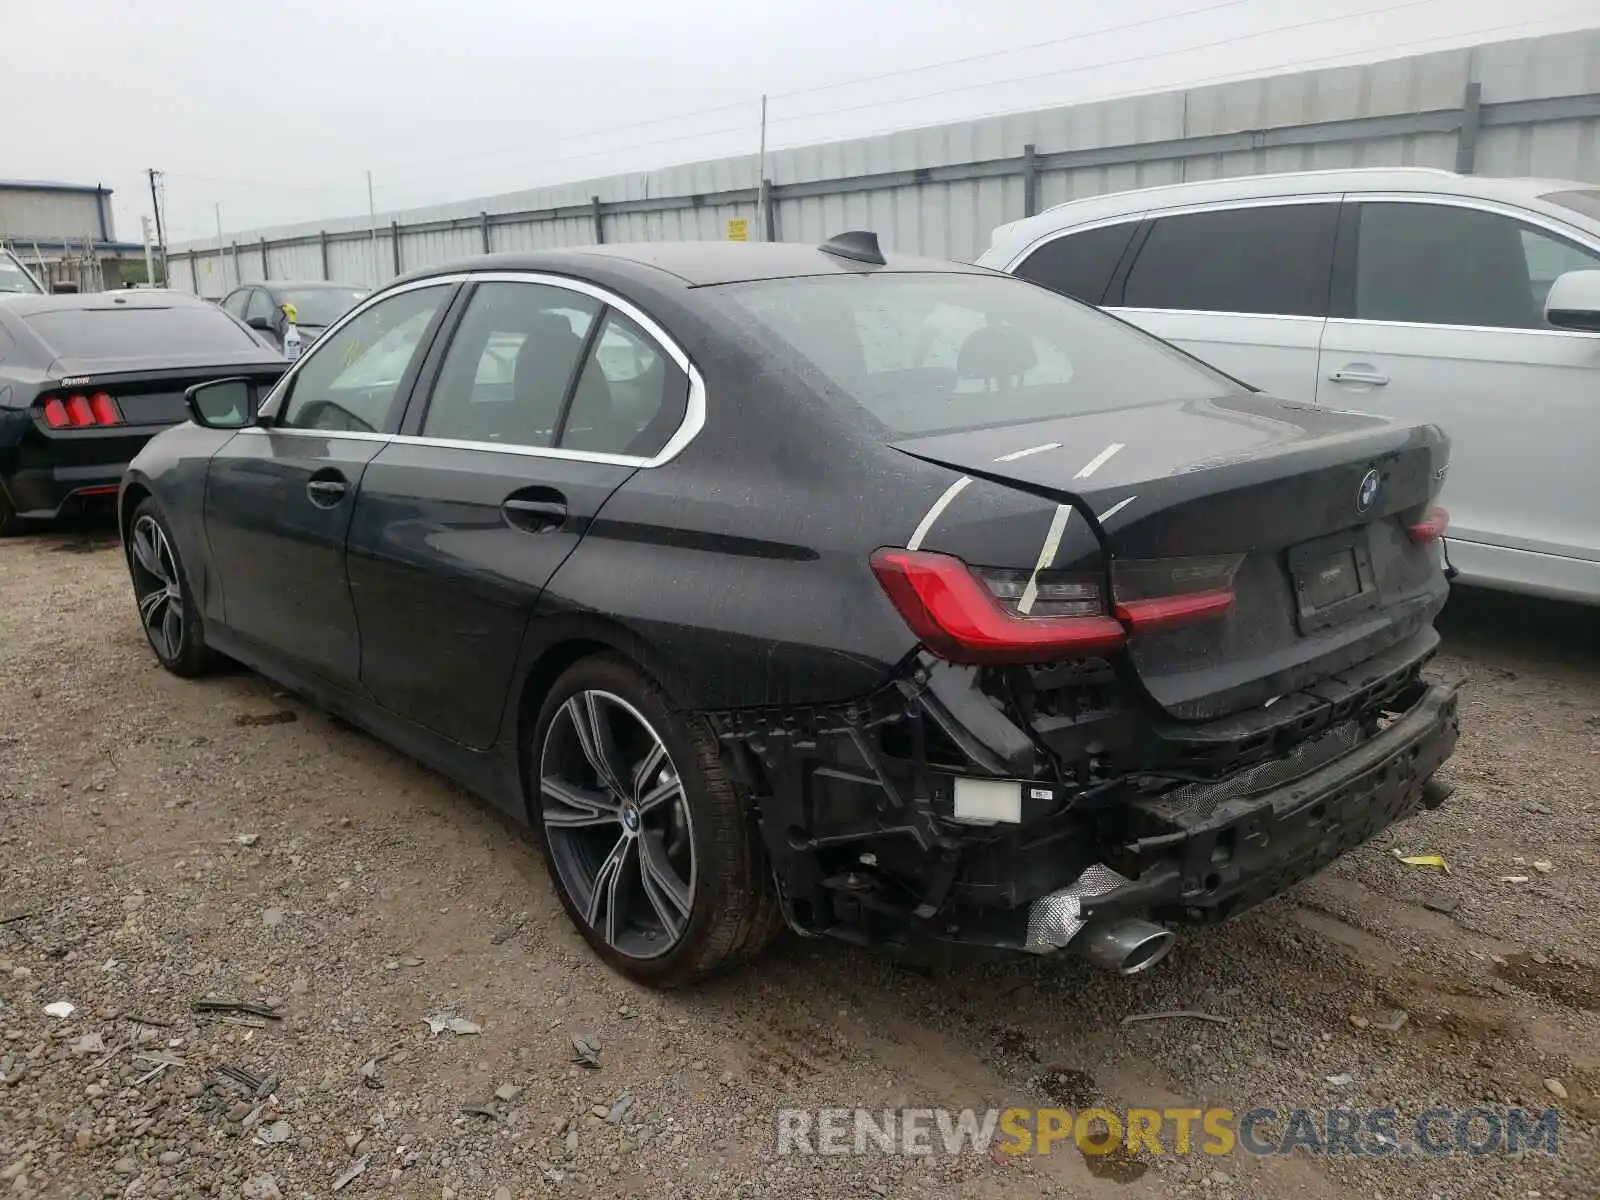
left=982, top=168, right=1600, bottom=262
left=401, top=241, right=995, bottom=289
left=0, top=290, right=218, bottom=317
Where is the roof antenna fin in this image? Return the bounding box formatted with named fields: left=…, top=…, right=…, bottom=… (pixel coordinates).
left=818, top=230, right=886, bottom=266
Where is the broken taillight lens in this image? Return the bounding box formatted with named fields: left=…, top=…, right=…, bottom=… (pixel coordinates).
left=870, top=549, right=1126, bottom=664
left=1111, top=554, right=1243, bottom=634
left=1405, top=506, right=1449, bottom=543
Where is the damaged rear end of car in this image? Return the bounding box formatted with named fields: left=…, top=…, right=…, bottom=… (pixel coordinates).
left=706, top=269, right=1462, bottom=973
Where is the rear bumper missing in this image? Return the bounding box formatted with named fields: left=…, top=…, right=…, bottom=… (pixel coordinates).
left=1076, top=675, right=1460, bottom=929
left=710, top=638, right=1460, bottom=962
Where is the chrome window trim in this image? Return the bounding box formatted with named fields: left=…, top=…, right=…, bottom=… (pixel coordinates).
left=256, top=270, right=705, bottom=469
left=1109, top=307, right=1327, bottom=325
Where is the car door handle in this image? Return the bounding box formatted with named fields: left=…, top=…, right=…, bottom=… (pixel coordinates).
left=306, top=475, right=348, bottom=506
left=1327, top=369, right=1390, bottom=386
left=503, top=492, right=567, bottom=533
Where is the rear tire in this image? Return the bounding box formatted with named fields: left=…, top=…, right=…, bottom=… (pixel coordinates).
left=529, top=654, right=781, bottom=987
left=126, top=498, right=216, bottom=678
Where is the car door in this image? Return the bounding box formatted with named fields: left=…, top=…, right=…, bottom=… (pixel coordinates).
left=1317, top=197, right=1600, bottom=598
left=203, top=281, right=457, bottom=687
left=1102, top=199, right=1338, bottom=400
left=346, top=275, right=691, bottom=748
left=243, top=287, right=282, bottom=349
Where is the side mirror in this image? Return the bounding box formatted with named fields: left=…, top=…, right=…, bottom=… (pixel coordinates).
left=245, top=314, right=276, bottom=332
left=1544, top=269, right=1600, bottom=333
left=185, top=378, right=257, bottom=430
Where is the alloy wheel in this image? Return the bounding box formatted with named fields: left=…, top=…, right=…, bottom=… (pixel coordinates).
left=130, top=515, right=184, bottom=661
left=539, top=690, right=696, bottom=959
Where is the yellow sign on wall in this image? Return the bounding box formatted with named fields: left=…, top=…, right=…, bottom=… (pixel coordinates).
left=726, top=219, right=749, bottom=242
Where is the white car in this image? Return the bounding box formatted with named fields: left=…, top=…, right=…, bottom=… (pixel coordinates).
left=977, top=168, right=1600, bottom=605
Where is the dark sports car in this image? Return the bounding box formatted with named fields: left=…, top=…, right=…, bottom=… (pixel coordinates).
left=119, top=234, right=1461, bottom=986
left=0, top=290, right=286, bottom=534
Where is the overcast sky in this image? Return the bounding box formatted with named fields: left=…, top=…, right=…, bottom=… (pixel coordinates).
left=7, top=0, right=1594, bottom=245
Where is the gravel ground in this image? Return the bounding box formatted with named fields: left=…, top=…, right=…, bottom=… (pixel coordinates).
left=0, top=524, right=1595, bottom=1200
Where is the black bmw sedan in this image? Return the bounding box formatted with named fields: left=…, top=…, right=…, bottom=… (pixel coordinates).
left=120, top=235, right=1461, bottom=986
left=0, top=290, right=287, bottom=534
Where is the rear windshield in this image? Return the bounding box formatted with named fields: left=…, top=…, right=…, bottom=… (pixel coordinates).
left=1, top=254, right=43, bottom=295
left=23, top=304, right=260, bottom=359
left=281, top=287, right=368, bottom=326
left=715, top=272, right=1237, bottom=436
left=1541, top=188, right=1600, bottom=222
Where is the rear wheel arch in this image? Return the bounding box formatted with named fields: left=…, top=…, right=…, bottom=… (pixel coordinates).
left=512, top=617, right=702, bottom=816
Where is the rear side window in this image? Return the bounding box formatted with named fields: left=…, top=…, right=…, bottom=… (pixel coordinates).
left=1351, top=202, right=1600, bottom=329
left=1121, top=203, right=1336, bottom=317
left=561, top=311, right=689, bottom=457
left=1013, top=222, right=1137, bottom=304
left=22, top=305, right=263, bottom=359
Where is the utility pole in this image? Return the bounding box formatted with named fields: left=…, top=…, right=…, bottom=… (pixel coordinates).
left=214, top=203, right=227, bottom=292
left=141, top=216, right=155, bottom=288
left=366, top=170, right=379, bottom=284
left=757, top=95, right=770, bottom=242
left=146, top=168, right=166, bottom=285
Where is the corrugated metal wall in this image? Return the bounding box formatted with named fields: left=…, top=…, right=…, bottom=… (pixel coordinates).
left=167, top=28, right=1600, bottom=296
left=0, top=186, right=110, bottom=243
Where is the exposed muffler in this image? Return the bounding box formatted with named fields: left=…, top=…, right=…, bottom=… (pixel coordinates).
left=1024, top=863, right=1175, bottom=974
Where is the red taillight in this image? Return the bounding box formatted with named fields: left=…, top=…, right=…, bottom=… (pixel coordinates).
left=90, top=392, right=121, bottom=426
left=870, top=548, right=1126, bottom=664
left=41, top=391, right=121, bottom=428
left=1115, top=588, right=1236, bottom=632
left=1405, top=506, right=1449, bottom=543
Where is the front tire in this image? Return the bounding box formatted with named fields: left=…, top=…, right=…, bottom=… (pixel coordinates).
left=127, top=499, right=215, bottom=678
left=530, top=654, right=781, bottom=987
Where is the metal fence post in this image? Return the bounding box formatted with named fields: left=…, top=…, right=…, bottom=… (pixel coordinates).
left=1022, top=143, right=1039, bottom=218
left=319, top=231, right=330, bottom=280
left=481, top=211, right=492, bottom=254
left=391, top=220, right=402, bottom=275
left=760, top=179, right=775, bottom=241
left=188, top=254, right=198, bottom=293
left=591, top=195, right=605, bottom=244
left=259, top=238, right=269, bottom=281
left=231, top=241, right=240, bottom=288
left=1455, top=81, right=1482, bottom=174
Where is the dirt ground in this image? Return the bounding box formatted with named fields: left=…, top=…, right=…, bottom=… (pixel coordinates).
left=1, top=523, right=1596, bottom=1200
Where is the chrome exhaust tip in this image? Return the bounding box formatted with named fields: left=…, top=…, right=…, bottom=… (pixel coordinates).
left=1071, top=917, right=1176, bottom=975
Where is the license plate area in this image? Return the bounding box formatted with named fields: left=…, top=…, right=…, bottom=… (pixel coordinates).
left=1286, top=528, right=1379, bottom=634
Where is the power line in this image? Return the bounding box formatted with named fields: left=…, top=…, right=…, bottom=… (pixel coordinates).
left=764, top=11, right=1590, bottom=153
left=418, top=0, right=1268, bottom=172
left=392, top=0, right=1465, bottom=192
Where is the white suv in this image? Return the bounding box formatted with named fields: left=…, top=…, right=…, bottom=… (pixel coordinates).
left=977, top=168, right=1600, bottom=606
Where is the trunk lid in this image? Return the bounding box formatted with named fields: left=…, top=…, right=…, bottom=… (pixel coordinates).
left=892, top=393, right=1450, bottom=720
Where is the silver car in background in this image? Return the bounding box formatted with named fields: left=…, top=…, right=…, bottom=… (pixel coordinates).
left=978, top=168, right=1600, bottom=605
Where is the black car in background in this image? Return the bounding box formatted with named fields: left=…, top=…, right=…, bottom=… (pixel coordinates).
left=120, top=237, right=1460, bottom=987
left=220, top=280, right=370, bottom=353
left=0, top=290, right=286, bottom=534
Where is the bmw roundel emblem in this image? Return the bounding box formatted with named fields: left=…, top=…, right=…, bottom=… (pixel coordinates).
left=1356, top=468, right=1381, bottom=514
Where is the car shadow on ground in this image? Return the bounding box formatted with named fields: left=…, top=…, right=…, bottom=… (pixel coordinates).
left=1437, top=583, right=1600, bottom=667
